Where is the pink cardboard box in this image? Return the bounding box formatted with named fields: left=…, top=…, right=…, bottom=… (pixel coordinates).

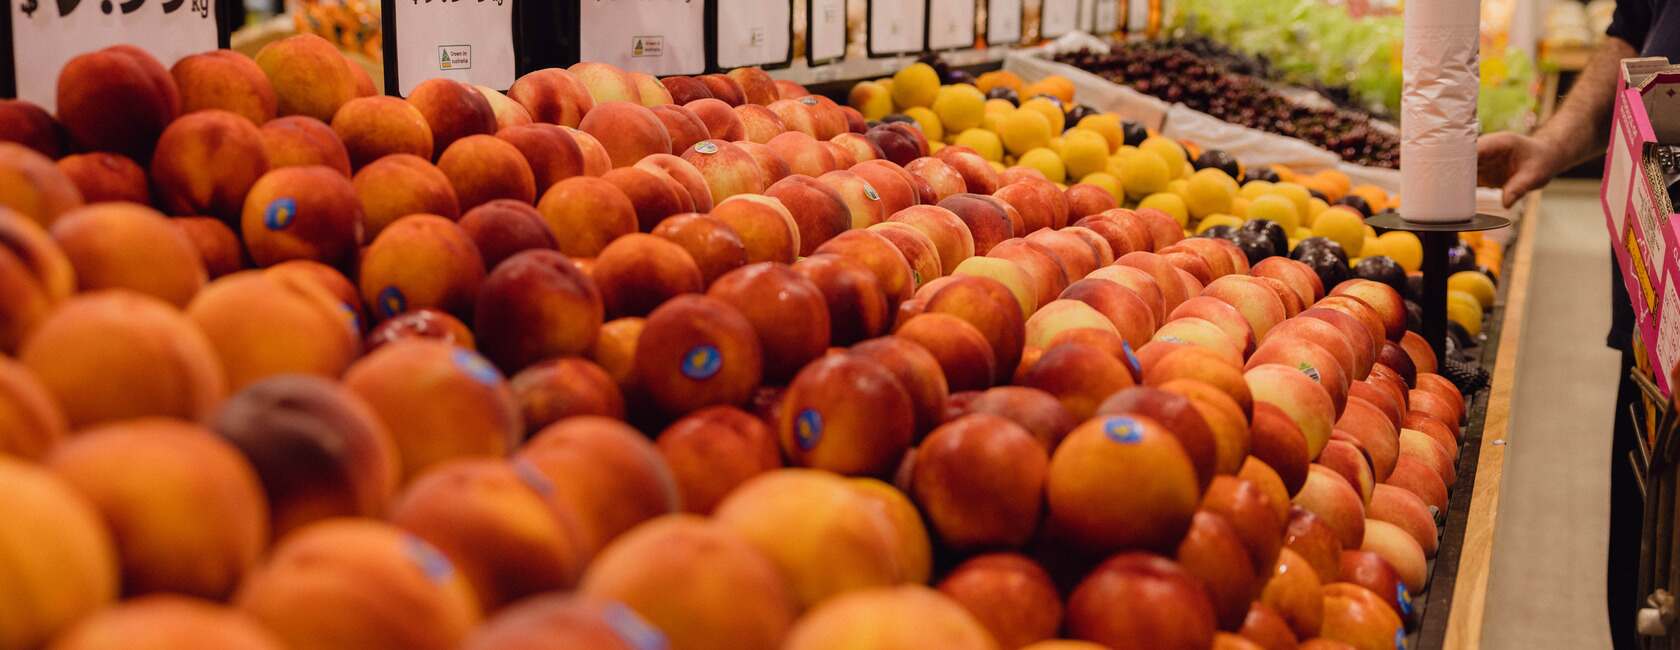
left=1604, top=64, right=1680, bottom=395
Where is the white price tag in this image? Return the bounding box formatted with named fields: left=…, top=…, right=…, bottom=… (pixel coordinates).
left=928, top=0, right=976, bottom=50
left=717, top=0, right=791, bottom=68
left=579, top=0, right=706, bottom=75
left=987, top=0, right=1021, bottom=44
left=867, top=0, right=924, bottom=56
left=392, top=0, right=517, bottom=96
left=1039, top=0, right=1077, bottom=38
left=10, top=0, right=221, bottom=110
left=1092, top=0, right=1118, bottom=33
left=806, top=0, right=845, bottom=62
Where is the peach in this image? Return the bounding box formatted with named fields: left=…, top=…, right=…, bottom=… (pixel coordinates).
left=241, top=165, right=363, bottom=267
left=389, top=459, right=588, bottom=612
left=342, top=340, right=520, bottom=478
left=1285, top=507, right=1346, bottom=587
left=1164, top=250, right=1214, bottom=286
left=1049, top=414, right=1200, bottom=552
left=664, top=76, right=714, bottom=104
left=1033, top=228, right=1108, bottom=277
left=1247, top=362, right=1339, bottom=459
left=577, top=101, right=672, bottom=168
left=1249, top=337, right=1351, bottom=415
left=646, top=214, right=742, bottom=285
left=686, top=99, right=746, bottom=141
left=1144, top=343, right=1252, bottom=412
left=510, top=357, right=624, bottom=435
left=1257, top=276, right=1303, bottom=317
left=1400, top=428, right=1455, bottom=487
left=679, top=139, right=767, bottom=204
left=832, top=132, right=885, bottom=164
left=1097, top=385, right=1221, bottom=488
left=187, top=270, right=358, bottom=389
left=911, top=413, right=1047, bottom=547
left=582, top=515, right=796, bottom=650
left=1248, top=404, right=1310, bottom=498
left=1067, top=553, right=1218, bottom=650
left=783, top=585, right=996, bottom=650
left=569, top=62, right=641, bottom=104
left=475, top=86, right=534, bottom=131
left=991, top=240, right=1072, bottom=309
left=937, top=553, right=1063, bottom=648
left=1369, top=483, right=1438, bottom=558
left=646, top=105, right=710, bottom=155
left=1401, top=331, right=1439, bottom=375
left=461, top=596, right=662, bottom=649
left=1260, top=547, right=1325, bottom=640
left=51, top=595, right=286, bottom=650
left=1387, top=455, right=1448, bottom=513
left=769, top=131, right=836, bottom=177
left=1199, top=276, right=1284, bottom=342
left=728, top=67, right=779, bottom=105
left=1171, top=296, right=1257, bottom=354
left=950, top=255, right=1034, bottom=318
left=713, top=470, right=902, bottom=607
left=633, top=155, right=714, bottom=216
left=778, top=353, right=914, bottom=476
left=868, top=222, right=942, bottom=287
left=1152, top=317, right=1244, bottom=367
left=529, top=177, right=634, bottom=257
left=1253, top=257, right=1324, bottom=305
left=1023, top=342, right=1138, bottom=421
left=436, top=134, right=538, bottom=211
left=0, top=143, right=83, bottom=229
left=365, top=309, right=473, bottom=352
left=47, top=203, right=202, bottom=307
left=210, top=374, right=398, bottom=537
left=56, top=45, right=180, bottom=160
left=768, top=99, right=820, bottom=136
left=1406, top=412, right=1458, bottom=457
left=250, top=34, right=357, bottom=122
left=0, top=457, right=118, bottom=650
left=1067, top=183, right=1120, bottom=218
left=701, top=74, right=748, bottom=105
left=1332, top=280, right=1406, bottom=342
left=1118, top=251, right=1191, bottom=313
left=851, top=336, right=950, bottom=437
left=815, top=229, right=914, bottom=302
left=1078, top=212, right=1153, bottom=257
left=895, top=312, right=997, bottom=391
left=712, top=194, right=800, bottom=263
left=902, top=156, right=965, bottom=201
left=496, top=123, right=586, bottom=192
left=591, top=232, right=703, bottom=317
left=736, top=140, right=791, bottom=185
left=330, top=96, right=434, bottom=168
left=517, top=416, right=680, bottom=554
left=952, top=386, right=1077, bottom=451
left=993, top=181, right=1060, bottom=234
left=656, top=406, right=781, bottom=514
left=924, top=274, right=1027, bottom=381
left=890, top=204, right=975, bottom=274
left=1178, top=510, right=1262, bottom=629
left=1202, top=475, right=1285, bottom=573
left=790, top=254, right=888, bottom=344
left=351, top=154, right=459, bottom=237
left=472, top=249, right=603, bottom=370
left=358, top=215, right=483, bottom=322
left=259, top=115, right=351, bottom=176
left=590, top=316, right=645, bottom=394
left=847, top=477, right=933, bottom=584
left=234, top=520, right=480, bottom=650
left=1336, top=400, right=1400, bottom=482
left=560, top=126, right=614, bottom=175
left=47, top=419, right=265, bottom=598
left=1134, top=207, right=1184, bottom=249
left=850, top=160, right=919, bottom=214
left=458, top=199, right=558, bottom=270
left=1294, top=464, right=1367, bottom=551
left=1361, top=520, right=1427, bottom=592
left=508, top=68, right=595, bottom=127
left=732, top=104, right=785, bottom=143
left=1240, top=603, right=1301, bottom=650
left=1321, top=437, right=1376, bottom=505
left=1339, top=550, right=1414, bottom=622
left=602, top=165, right=694, bottom=230
left=56, top=152, right=149, bottom=204
left=1314, top=296, right=1387, bottom=357
left=704, top=262, right=828, bottom=381
left=631, top=294, right=762, bottom=416
left=1409, top=391, right=1461, bottom=438
left=1025, top=301, right=1121, bottom=353
left=0, top=99, right=65, bottom=158
left=150, top=110, right=269, bottom=222
left=1319, top=582, right=1405, bottom=650
left=406, top=77, right=498, bottom=157
left=20, top=291, right=223, bottom=428
left=0, top=356, right=66, bottom=460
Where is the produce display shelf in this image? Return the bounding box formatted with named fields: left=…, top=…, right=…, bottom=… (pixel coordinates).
left=1426, top=191, right=1543, bottom=649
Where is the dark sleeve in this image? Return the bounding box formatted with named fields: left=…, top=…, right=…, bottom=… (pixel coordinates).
left=1607, top=0, right=1653, bottom=50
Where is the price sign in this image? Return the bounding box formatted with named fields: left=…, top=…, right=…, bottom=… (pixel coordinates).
left=866, top=0, right=924, bottom=57
left=714, top=0, right=791, bottom=69
left=7, top=0, right=226, bottom=109
left=806, top=0, right=844, bottom=63
left=926, top=0, right=976, bottom=51
left=579, top=0, right=705, bottom=75
left=386, top=0, right=518, bottom=97
left=1039, top=0, right=1077, bottom=39
left=986, top=0, right=1021, bottom=45
left=1092, top=0, right=1119, bottom=34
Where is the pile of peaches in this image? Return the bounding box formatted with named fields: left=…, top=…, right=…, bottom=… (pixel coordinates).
left=0, top=31, right=1466, bottom=650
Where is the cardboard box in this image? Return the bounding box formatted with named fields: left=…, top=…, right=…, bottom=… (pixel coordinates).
left=1604, top=58, right=1680, bottom=395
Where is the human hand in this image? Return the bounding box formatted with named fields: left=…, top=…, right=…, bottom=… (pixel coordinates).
left=1478, top=131, right=1567, bottom=208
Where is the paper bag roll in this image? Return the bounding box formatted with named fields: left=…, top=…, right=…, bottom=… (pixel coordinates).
left=1401, top=0, right=1481, bottom=223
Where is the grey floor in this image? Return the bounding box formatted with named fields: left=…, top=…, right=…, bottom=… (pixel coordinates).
left=1481, top=179, right=1621, bottom=649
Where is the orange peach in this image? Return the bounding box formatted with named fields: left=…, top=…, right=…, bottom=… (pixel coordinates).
left=949, top=386, right=1077, bottom=451
left=648, top=104, right=712, bottom=154
left=578, top=101, right=672, bottom=168
left=407, top=77, right=498, bottom=158
left=592, top=232, right=704, bottom=317
left=649, top=212, right=744, bottom=285
left=150, top=109, right=270, bottom=221
left=496, top=123, right=586, bottom=192
left=0, top=357, right=67, bottom=460
left=633, top=294, right=762, bottom=415
left=343, top=340, right=520, bottom=478
left=935, top=146, right=1001, bottom=194
left=793, top=254, right=890, bottom=345
left=924, top=273, right=1026, bottom=381
left=1067, top=553, right=1218, bottom=649
left=1143, top=344, right=1252, bottom=414
left=510, top=356, right=624, bottom=435
left=47, top=418, right=267, bottom=598
left=437, top=134, right=537, bottom=211
left=1294, top=465, right=1367, bottom=550
left=664, top=76, right=715, bottom=104
left=461, top=596, right=660, bottom=650
left=569, top=62, right=642, bottom=104
left=770, top=131, right=837, bottom=177
left=657, top=406, right=782, bottom=514
left=56, top=45, right=180, bottom=160
left=260, top=116, right=351, bottom=176
left=868, top=221, right=942, bottom=288
left=351, top=153, right=459, bottom=237
left=1361, top=520, right=1427, bottom=592
left=778, top=354, right=915, bottom=476
left=234, top=519, right=481, bottom=650
left=736, top=140, right=791, bottom=185
left=710, top=193, right=801, bottom=263
left=1048, top=415, right=1200, bottom=552
left=765, top=173, right=851, bottom=254
left=832, top=132, right=885, bottom=164
left=518, top=416, right=681, bottom=555
left=459, top=199, right=558, bottom=270
left=241, top=165, right=363, bottom=267
left=365, top=308, right=473, bottom=352
left=637, top=153, right=715, bottom=213
left=784, top=585, right=996, bottom=649
left=813, top=229, right=914, bottom=306
left=508, top=68, right=595, bottom=127
left=476, top=86, right=535, bottom=131
left=0, top=99, right=64, bottom=158
left=736, top=104, right=788, bottom=142
left=1240, top=602, right=1301, bottom=650
left=0, top=143, right=83, bottom=228
left=1369, top=483, right=1438, bottom=558
left=1319, top=582, right=1404, bottom=650
left=50, top=595, right=286, bottom=650
left=1260, top=548, right=1325, bottom=640
left=331, top=96, right=434, bottom=169
left=474, top=249, right=603, bottom=370
left=1178, top=510, right=1262, bottom=629
left=687, top=98, right=746, bottom=141
left=911, top=413, right=1047, bottom=548
left=851, top=336, right=950, bottom=436
left=1247, top=363, right=1338, bottom=459
left=850, top=159, right=920, bottom=215
left=937, top=553, right=1063, bottom=648
left=359, top=214, right=485, bottom=321
left=50, top=202, right=205, bottom=306
left=187, top=271, right=358, bottom=390
left=681, top=139, right=766, bottom=202
left=1249, top=337, right=1351, bottom=415
left=707, top=262, right=830, bottom=381
left=602, top=165, right=693, bottom=230
left=252, top=34, right=357, bottom=122
left=896, top=312, right=998, bottom=392
left=0, top=457, right=118, bottom=650
left=56, top=152, right=149, bottom=204
left=530, top=176, right=634, bottom=257
left=891, top=204, right=975, bottom=275
left=701, top=74, right=748, bottom=105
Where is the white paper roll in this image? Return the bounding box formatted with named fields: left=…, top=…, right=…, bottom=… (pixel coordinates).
left=1401, top=0, right=1482, bottom=223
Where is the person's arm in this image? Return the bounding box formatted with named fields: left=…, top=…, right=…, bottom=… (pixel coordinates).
left=1478, top=36, right=1638, bottom=207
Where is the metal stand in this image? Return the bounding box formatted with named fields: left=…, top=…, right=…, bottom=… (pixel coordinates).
left=1367, top=213, right=1512, bottom=366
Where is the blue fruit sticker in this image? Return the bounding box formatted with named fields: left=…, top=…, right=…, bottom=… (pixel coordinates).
left=1103, top=416, right=1143, bottom=444
left=604, top=602, right=669, bottom=650
left=1394, top=627, right=1408, bottom=650
left=680, top=344, right=722, bottom=380
left=452, top=348, right=502, bottom=385
left=1121, top=340, right=1142, bottom=378
left=1397, top=583, right=1413, bottom=616
left=512, top=458, right=555, bottom=496
left=1298, top=362, right=1321, bottom=383
left=693, top=141, right=719, bottom=155
left=376, top=286, right=407, bottom=318
left=264, top=197, right=297, bottom=230
left=795, top=408, right=824, bottom=451
left=403, top=535, right=454, bottom=582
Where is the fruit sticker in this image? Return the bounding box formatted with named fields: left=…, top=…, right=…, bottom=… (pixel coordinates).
left=800, top=96, right=819, bottom=106
left=680, top=344, right=722, bottom=380
left=263, top=198, right=296, bottom=230
left=795, top=408, right=824, bottom=451
left=603, top=602, right=669, bottom=650
left=403, top=535, right=455, bottom=583
left=1121, top=340, right=1141, bottom=378
left=1102, top=416, right=1143, bottom=444
left=863, top=185, right=880, bottom=201
left=693, top=141, right=719, bottom=155
left=452, top=348, right=503, bottom=385
left=1156, top=335, right=1186, bottom=345
left=1394, top=627, right=1408, bottom=650
left=511, top=458, right=555, bottom=496
left=376, top=286, right=407, bottom=318
left=1397, top=583, right=1413, bottom=617
left=1297, top=362, right=1321, bottom=383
